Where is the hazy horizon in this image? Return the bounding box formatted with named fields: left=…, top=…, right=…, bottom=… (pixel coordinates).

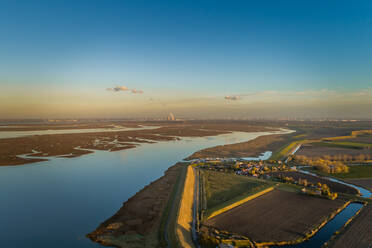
left=1, top=0, right=372, bottom=119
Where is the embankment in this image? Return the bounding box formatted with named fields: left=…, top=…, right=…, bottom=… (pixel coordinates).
left=175, top=165, right=196, bottom=248
left=86, top=163, right=185, bottom=248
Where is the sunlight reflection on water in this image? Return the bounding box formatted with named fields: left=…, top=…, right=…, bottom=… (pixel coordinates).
left=0, top=129, right=290, bottom=247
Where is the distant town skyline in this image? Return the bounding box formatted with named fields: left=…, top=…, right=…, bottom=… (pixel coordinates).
left=1, top=0, right=372, bottom=119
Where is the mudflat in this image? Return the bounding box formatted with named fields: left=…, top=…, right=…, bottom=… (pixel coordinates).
left=0, top=121, right=142, bottom=131
left=0, top=121, right=276, bottom=166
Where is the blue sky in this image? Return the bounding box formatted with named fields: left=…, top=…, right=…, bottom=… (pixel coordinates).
left=1, top=0, right=372, bottom=118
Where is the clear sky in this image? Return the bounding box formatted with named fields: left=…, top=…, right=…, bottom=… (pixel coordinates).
left=1, top=0, right=372, bottom=119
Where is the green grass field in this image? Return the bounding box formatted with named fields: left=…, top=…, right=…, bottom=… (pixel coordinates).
left=335, top=165, right=372, bottom=178
left=270, top=140, right=303, bottom=160
left=202, top=170, right=270, bottom=212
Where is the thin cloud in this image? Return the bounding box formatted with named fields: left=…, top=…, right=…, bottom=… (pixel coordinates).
left=350, top=88, right=372, bottom=97
left=106, top=86, right=128, bottom=92
left=225, top=95, right=241, bottom=101
left=223, top=89, right=372, bottom=102
left=131, top=89, right=143, bottom=94
left=225, top=89, right=335, bottom=99
left=106, top=85, right=144, bottom=94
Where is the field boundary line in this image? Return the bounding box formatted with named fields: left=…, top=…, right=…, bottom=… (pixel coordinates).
left=206, top=187, right=274, bottom=220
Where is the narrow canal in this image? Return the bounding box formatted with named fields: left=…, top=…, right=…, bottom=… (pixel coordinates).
left=271, top=203, right=363, bottom=248
left=271, top=161, right=372, bottom=247
left=299, top=168, right=372, bottom=198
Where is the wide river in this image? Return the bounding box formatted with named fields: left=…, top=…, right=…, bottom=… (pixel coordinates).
left=0, top=125, right=158, bottom=139
left=0, top=130, right=288, bottom=248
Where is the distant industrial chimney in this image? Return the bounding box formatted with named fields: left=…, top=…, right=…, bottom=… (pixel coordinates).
left=167, top=113, right=175, bottom=121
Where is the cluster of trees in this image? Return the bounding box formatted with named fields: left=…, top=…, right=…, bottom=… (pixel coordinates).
left=280, top=176, right=310, bottom=188
left=199, top=232, right=219, bottom=248
left=298, top=178, right=309, bottom=186
left=279, top=175, right=337, bottom=200
left=293, top=153, right=372, bottom=163
left=257, top=164, right=289, bottom=173
left=314, top=160, right=349, bottom=174
left=322, top=154, right=372, bottom=162
left=318, top=183, right=338, bottom=200
left=294, top=155, right=349, bottom=173
left=281, top=176, right=295, bottom=183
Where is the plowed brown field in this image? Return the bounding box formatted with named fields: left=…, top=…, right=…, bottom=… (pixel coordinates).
left=331, top=205, right=372, bottom=248
left=204, top=189, right=345, bottom=243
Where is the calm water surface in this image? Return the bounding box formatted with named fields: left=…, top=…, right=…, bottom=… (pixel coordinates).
left=0, top=130, right=286, bottom=248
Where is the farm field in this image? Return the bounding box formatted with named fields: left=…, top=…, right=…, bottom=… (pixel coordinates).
left=337, top=133, right=372, bottom=144
left=285, top=124, right=359, bottom=139
left=267, top=125, right=368, bottom=160
left=325, top=141, right=372, bottom=149
left=268, top=171, right=359, bottom=195
left=330, top=205, right=372, bottom=248
left=203, top=189, right=346, bottom=243
left=307, top=165, right=372, bottom=179
left=312, top=141, right=372, bottom=149
left=343, top=178, right=372, bottom=190
left=202, top=170, right=270, bottom=213
left=186, top=124, right=343, bottom=161
left=337, top=165, right=372, bottom=178
left=295, top=144, right=372, bottom=158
